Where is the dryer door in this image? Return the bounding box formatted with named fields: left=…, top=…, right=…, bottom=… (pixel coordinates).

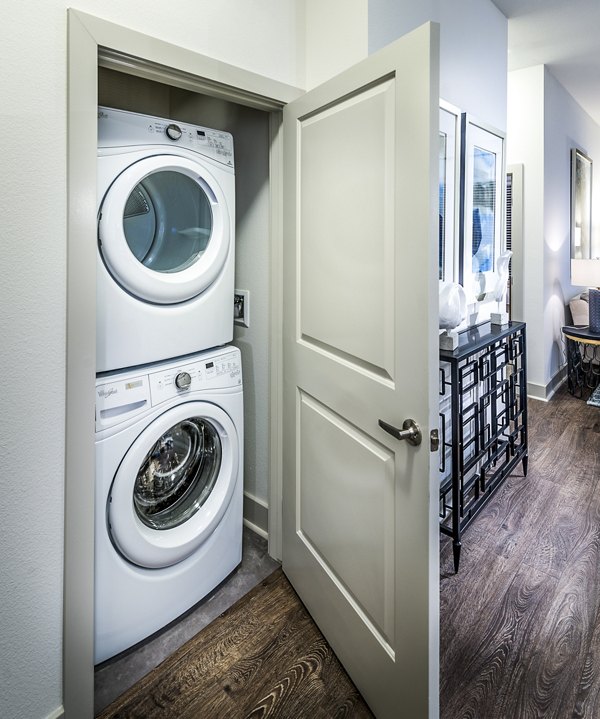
left=108, top=401, right=239, bottom=568
left=98, top=155, right=231, bottom=304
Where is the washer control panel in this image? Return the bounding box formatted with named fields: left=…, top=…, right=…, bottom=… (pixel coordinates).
left=148, top=349, right=242, bottom=405
left=95, top=348, right=242, bottom=432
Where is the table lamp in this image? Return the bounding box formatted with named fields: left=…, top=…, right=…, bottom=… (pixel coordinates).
left=571, top=258, right=600, bottom=333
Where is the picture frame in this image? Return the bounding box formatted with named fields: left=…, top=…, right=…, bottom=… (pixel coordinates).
left=438, top=101, right=461, bottom=283
left=459, top=114, right=506, bottom=304
left=570, top=147, right=592, bottom=260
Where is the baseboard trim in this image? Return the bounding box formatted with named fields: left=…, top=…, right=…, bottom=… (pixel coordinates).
left=46, top=706, right=64, bottom=719
left=243, top=518, right=268, bottom=540
left=243, top=491, right=268, bottom=539
left=527, top=366, right=567, bottom=402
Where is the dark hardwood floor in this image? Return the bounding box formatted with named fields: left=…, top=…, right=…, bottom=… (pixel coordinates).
left=98, top=384, right=600, bottom=719
left=440, top=385, right=600, bottom=719
left=98, top=569, right=374, bottom=719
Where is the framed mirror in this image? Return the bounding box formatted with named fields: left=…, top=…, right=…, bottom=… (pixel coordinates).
left=571, top=147, right=592, bottom=260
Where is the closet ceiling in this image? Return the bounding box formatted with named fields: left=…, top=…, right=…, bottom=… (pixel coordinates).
left=491, top=0, right=600, bottom=125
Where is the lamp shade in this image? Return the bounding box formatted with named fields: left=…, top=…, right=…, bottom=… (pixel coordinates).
left=571, top=258, right=600, bottom=287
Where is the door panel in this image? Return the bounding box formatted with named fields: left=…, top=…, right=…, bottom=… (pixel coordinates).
left=299, top=79, right=395, bottom=377
left=282, top=22, right=440, bottom=719
left=298, top=391, right=395, bottom=647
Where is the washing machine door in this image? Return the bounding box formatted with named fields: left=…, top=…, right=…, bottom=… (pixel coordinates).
left=98, top=155, right=230, bottom=304
left=108, top=401, right=239, bottom=568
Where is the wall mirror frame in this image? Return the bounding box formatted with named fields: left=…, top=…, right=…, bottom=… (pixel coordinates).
left=570, top=147, right=593, bottom=261
left=439, top=101, right=461, bottom=283
left=459, top=114, right=506, bottom=305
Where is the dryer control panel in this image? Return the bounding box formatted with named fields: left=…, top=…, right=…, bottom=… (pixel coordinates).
left=98, top=106, right=234, bottom=168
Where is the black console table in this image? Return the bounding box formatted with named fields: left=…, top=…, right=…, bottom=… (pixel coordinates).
left=439, top=321, right=528, bottom=572
left=562, top=325, right=600, bottom=396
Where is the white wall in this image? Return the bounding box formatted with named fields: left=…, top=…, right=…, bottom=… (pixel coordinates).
left=369, top=0, right=437, bottom=53
left=0, top=4, right=301, bottom=718
left=507, top=66, right=546, bottom=391
left=369, top=0, right=507, bottom=130
left=507, top=64, right=600, bottom=395
left=544, top=68, right=600, bottom=383
left=368, top=0, right=508, bottom=329
left=439, top=0, right=507, bottom=130
left=304, top=0, right=369, bottom=89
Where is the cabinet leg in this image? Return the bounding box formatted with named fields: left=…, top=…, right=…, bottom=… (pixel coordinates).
left=452, top=540, right=462, bottom=573
left=522, top=453, right=528, bottom=476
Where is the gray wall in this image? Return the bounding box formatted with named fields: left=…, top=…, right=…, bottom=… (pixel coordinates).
left=508, top=65, right=600, bottom=396
left=369, top=0, right=508, bottom=131
left=169, top=88, right=272, bottom=521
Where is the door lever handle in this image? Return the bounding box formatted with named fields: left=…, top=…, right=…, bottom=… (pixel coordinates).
left=378, top=418, right=422, bottom=446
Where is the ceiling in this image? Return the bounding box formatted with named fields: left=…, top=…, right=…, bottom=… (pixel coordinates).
left=490, top=0, right=600, bottom=125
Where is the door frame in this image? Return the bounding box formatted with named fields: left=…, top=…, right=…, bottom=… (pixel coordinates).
left=66, top=10, right=300, bottom=716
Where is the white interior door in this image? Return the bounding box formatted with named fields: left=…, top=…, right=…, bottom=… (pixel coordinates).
left=282, top=23, right=440, bottom=718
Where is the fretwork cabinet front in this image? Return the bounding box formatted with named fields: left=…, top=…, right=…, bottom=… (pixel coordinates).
left=439, top=321, right=528, bottom=572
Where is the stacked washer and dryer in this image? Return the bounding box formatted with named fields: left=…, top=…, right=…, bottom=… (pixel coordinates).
left=94, top=107, right=243, bottom=664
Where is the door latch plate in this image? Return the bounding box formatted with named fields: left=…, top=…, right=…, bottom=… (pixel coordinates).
left=430, top=428, right=440, bottom=452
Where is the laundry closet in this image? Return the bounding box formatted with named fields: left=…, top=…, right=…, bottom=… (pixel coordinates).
left=98, top=66, right=273, bottom=540
left=66, top=16, right=439, bottom=715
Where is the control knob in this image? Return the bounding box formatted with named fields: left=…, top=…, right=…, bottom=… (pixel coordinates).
left=175, top=371, right=192, bottom=390
left=165, top=123, right=182, bottom=141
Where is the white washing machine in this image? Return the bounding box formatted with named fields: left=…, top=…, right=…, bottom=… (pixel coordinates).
left=94, top=345, right=243, bottom=664
left=97, top=106, right=235, bottom=373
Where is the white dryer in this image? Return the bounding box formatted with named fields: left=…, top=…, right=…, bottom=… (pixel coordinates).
left=94, top=345, right=243, bottom=664
left=97, top=106, right=235, bottom=373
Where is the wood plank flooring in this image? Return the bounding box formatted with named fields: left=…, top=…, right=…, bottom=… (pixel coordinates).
left=98, top=569, right=374, bottom=719
left=440, top=385, right=600, bottom=719
left=99, top=384, right=600, bottom=718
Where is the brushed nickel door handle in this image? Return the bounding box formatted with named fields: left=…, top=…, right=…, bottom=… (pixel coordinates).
left=378, top=418, right=422, bottom=446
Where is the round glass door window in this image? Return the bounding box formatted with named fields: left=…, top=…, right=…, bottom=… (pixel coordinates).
left=98, top=155, right=229, bottom=304
left=133, top=417, right=222, bottom=531
left=124, top=171, right=213, bottom=274
left=107, top=400, right=238, bottom=569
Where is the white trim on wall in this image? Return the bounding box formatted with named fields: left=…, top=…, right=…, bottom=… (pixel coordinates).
left=65, top=12, right=99, bottom=717
left=243, top=491, right=269, bottom=538
left=66, top=9, right=300, bottom=716
left=527, top=366, right=567, bottom=402
left=268, top=110, right=284, bottom=561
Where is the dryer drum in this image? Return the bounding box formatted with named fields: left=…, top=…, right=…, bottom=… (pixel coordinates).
left=121, top=171, right=214, bottom=275
left=133, top=418, right=222, bottom=531
left=97, top=151, right=232, bottom=311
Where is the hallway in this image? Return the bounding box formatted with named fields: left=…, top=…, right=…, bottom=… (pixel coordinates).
left=440, top=386, right=600, bottom=718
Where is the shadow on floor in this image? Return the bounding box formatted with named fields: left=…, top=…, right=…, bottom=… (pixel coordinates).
left=94, top=528, right=279, bottom=716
